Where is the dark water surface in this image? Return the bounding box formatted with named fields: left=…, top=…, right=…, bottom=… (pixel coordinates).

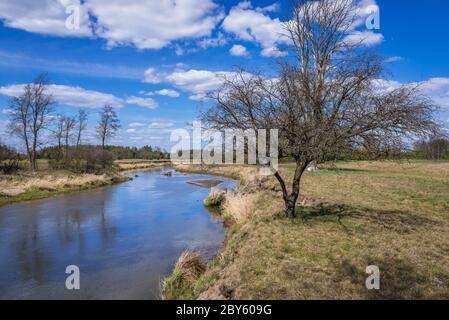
left=0, top=169, right=235, bottom=299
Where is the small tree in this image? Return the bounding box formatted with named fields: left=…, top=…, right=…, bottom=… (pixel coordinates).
left=97, top=105, right=120, bottom=149
left=63, top=116, right=76, bottom=156
left=75, top=110, right=88, bottom=148
left=96, top=105, right=120, bottom=168
left=203, top=0, right=437, bottom=217
left=7, top=73, right=55, bottom=171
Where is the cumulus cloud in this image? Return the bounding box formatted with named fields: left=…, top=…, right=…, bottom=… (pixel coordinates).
left=418, top=78, right=449, bottom=111
left=165, top=69, right=232, bottom=101
left=0, top=84, right=124, bottom=108
left=125, top=96, right=159, bottom=109
left=229, top=44, right=249, bottom=57
left=343, top=30, right=384, bottom=47
left=143, top=68, right=163, bottom=84
left=198, top=32, right=228, bottom=49
left=0, top=0, right=223, bottom=50
left=373, top=78, right=449, bottom=111
left=222, top=1, right=287, bottom=57
left=0, top=0, right=92, bottom=37
left=261, top=46, right=287, bottom=57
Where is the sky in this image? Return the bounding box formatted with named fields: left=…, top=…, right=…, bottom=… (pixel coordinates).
left=0, top=0, right=448, bottom=150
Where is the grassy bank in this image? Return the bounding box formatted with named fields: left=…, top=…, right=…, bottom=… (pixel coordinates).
left=164, top=160, right=449, bottom=299
left=0, top=159, right=173, bottom=207
left=0, top=170, right=129, bottom=207
left=115, top=159, right=171, bottom=172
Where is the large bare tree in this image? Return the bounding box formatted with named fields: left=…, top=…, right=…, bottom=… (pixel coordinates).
left=7, top=73, right=55, bottom=171
left=202, top=0, right=437, bottom=217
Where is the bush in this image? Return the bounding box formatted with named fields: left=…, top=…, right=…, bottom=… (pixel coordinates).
left=0, top=143, right=21, bottom=174
left=47, top=146, right=116, bottom=173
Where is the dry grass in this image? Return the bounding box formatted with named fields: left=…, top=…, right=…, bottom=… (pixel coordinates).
left=167, top=160, right=449, bottom=300
left=0, top=173, right=111, bottom=196
left=174, top=251, right=207, bottom=282
left=223, top=191, right=264, bottom=223
left=115, top=159, right=171, bottom=171
left=162, top=251, right=206, bottom=300
left=0, top=170, right=128, bottom=206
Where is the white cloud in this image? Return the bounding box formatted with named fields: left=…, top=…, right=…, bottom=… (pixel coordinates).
left=129, top=122, right=145, bottom=128
left=1, top=108, right=14, bottom=115
left=148, top=121, right=175, bottom=129
left=229, top=44, right=249, bottom=57
left=343, top=31, right=384, bottom=47
left=418, top=78, right=449, bottom=111
left=166, top=69, right=231, bottom=100
left=0, top=0, right=223, bottom=50
left=146, top=89, right=180, bottom=98
left=261, top=46, right=287, bottom=57
left=374, top=78, right=449, bottom=111
left=126, top=96, right=159, bottom=109
left=222, top=2, right=288, bottom=57
left=198, top=32, right=228, bottom=49
left=0, top=0, right=92, bottom=37
left=126, top=128, right=137, bottom=133
left=85, top=0, right=223, bottom=49
left=143, top=68, right=163, bottom=84
left=385, top=56, right=403, bottom=63
left=256, top=3, right=280, bottom=13
left=0, top=84, right=124, bottom=108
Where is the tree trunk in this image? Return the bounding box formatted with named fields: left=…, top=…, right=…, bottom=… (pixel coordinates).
left=274, top=161, right=309, bottom=218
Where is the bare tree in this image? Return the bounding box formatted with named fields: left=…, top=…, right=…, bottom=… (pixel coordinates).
left=414, top=137, right=449, bottom=160
left=63, top=116, right=76, bottom=155
left=53, top=115, right=65, bottom=160
left=96, top=105, right=120, bottom=149
left=7, top=73, right=55, bottom=171
left=75, top=110, right=88, bottom=148
left=202, top=0, right=437, bottom=217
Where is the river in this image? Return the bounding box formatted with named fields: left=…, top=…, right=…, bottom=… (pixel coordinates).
left=0, top=169, right=236, bottom=299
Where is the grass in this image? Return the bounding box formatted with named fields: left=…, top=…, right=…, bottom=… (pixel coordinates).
left=165, top=160, right=449, bottom=300
left=0, top=158, right=174, bottom=206
left=162, top=251, right=206, bottom=300
left=0, top=159, right=130, bottom=206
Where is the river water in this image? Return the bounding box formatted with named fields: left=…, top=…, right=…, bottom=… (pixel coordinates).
left=0, top=169, right=235, bottom=299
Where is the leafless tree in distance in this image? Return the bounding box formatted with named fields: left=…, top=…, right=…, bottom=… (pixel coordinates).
left=7, top=73, right=55, bottom=171
left=97, top=105, right=121, bottom=150
left=75, top=109, right=88, bottom=148
left=202, top=0, right=437, bottom=217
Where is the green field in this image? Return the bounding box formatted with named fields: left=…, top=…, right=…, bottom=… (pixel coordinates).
left=165, top=160, right=449, bottom=299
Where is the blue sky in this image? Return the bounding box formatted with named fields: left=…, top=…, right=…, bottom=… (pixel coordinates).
left=0, top=0, right=448, bottom=150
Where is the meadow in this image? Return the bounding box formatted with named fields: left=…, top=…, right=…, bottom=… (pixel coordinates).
left=165, top=160, right=449, bottom=299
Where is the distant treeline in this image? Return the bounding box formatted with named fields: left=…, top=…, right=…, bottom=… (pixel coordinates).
left=40, top=144, right=169, bottom=161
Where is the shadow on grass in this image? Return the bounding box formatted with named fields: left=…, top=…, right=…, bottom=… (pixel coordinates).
left=298, top=204, right=434, bottom=233
left=334, top=257, right=449, bottom=299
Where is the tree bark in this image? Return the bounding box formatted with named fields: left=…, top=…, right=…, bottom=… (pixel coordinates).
left=274, top=161, right=310, bottom=218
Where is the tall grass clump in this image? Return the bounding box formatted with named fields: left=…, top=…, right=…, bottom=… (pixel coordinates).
left=162, top=251, right=206, bottom=300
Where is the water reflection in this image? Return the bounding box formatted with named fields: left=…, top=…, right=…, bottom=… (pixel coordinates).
left=0, top=169, right=235, bottom=299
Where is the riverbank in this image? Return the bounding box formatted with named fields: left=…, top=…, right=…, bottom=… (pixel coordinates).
left=0, top=159, right=172, bottom=207
left=115, top=159, right=171, bottom=172
left=0, top=171, right=129, bottom=207
left=164, top=161, right=449, bottom=299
